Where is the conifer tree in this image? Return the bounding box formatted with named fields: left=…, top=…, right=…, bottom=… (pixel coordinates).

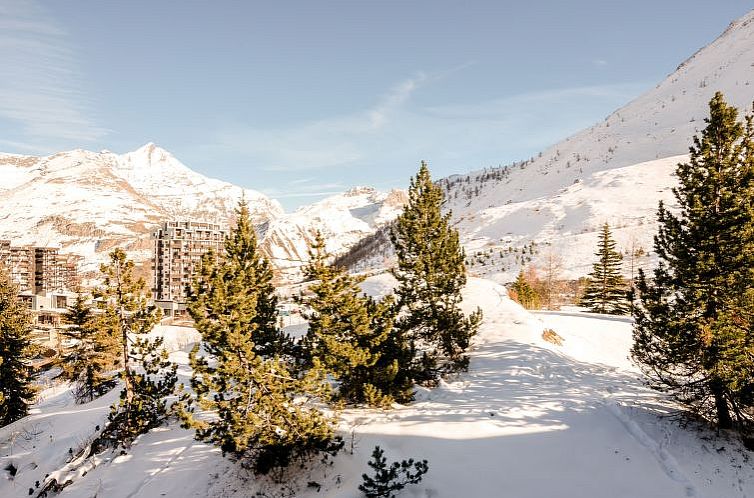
left=581, top=223, right=628, bottom=315
left=301, top=231, right=413, bottom=406
left=359, top=445, right=429, bottom=498
left=511, top=269, right=540, bottom=310
left=0, top=266, right=35, bottom=426
left=633, top=92, right=754, bottom=429
left=391, top=161, right=482, bottom=379
left=182, top=201, right=341, bottom=475
left=60, top=291, right=120, bottom=403
left=96, top=249, right=176, bottom=445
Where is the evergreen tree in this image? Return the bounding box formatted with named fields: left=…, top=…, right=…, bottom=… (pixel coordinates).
left=182, top=201, right=341, bottom=475
left=359, top=445, right=429, bottom=498
left=391, top=161, right=482, bottom=379
left=59, top=291, right=119, bottom=403
left=95, top=249, right=176, bottom=446
left=581, top=223, right=629, bottom=314
left=301, top=231, right=413, bottom=406
left=633, top=92, right=754, bottom=430
left=0, top=266, right=35, bottom=426
left=511, top=269, right=540, bottom=310
left=189, top=200, right=291, bottom=360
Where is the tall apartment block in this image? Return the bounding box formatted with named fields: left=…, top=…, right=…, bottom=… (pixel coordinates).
left=0, top=242, right=34, bottom=293
left=153, top=221, right=227, bottom=315
left=0, top=241, right=79, bottom=294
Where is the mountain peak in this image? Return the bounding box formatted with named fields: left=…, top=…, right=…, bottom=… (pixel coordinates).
left=343, top=186, right=377, bottom=197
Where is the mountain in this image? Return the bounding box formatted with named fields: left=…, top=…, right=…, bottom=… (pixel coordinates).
left=259, top=186, right=407, bottom=279
left=0, top=146, right=404, bottom=278
left=440, top=10, right=754, bottom=280
left=0, top=144, right=283, bottom=270
left=336, top=10, right=754, bottom=282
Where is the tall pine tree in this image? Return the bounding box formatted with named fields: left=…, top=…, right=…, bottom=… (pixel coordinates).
left=59, top=291, right=120, bottom=403
left=300, top=231, right=413, bottom=406
left=96, top=249, right=177, bottom=446
left=581, top=223, right=629, bottom=315
left=0, top=266, right=35, bottom=426
left=182, top=201, right=341, bottom=475
left=391, top=161, right=482, bottom=380
left=633, top=92, right=754, bottom=430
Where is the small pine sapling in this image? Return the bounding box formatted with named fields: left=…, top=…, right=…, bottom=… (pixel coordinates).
left=359, top=445, right=428, bottom=498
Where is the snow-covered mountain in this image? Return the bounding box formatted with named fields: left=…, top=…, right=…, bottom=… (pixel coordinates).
left=0, top=146, right=403, bottom=278
left=441, top=9, right=754, bottom=280
left=259, top=186, right=406, bottom=278
left=0, top=144, right=283, bottom=268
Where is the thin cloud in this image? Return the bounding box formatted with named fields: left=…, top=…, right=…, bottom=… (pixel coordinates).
left=207, top=79, right=646, bottom=177
left=210, top=72, right=428, bottom=172
left=0, top=0, right=107, bottom=149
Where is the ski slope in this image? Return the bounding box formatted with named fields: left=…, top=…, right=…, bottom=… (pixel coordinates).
left=2, top=278, right=753, bottom=497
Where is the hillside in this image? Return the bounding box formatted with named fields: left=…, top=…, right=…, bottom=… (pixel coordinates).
left=433, top=10, right=754, bottom=282
left=2, top=277, right=752, bottom=497
left=259, top=187, right=406, bottom=278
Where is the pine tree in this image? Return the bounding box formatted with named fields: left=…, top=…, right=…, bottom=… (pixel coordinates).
left=300, top=231, right=413, bottom=406
left=189, top=200, right=291, bottom=360
left=0, top=266, right=35, bottom=426
left=511, top=269, right=540, bottom=310
left=581, top=223, right=629, bottom=314
left=59, top=291, right=120, bottom=403
left=391, top=161, right=482, bottom=380
left=633, top=92, right=754, bottom=430
left=95, top=249, right=176, bottom=446
left=359, top=445, right=429, bottom=498
left=182, top=201, right=341, bottom=475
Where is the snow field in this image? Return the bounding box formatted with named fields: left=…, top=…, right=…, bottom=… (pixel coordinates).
left=3, top=279, right=754, bottom=497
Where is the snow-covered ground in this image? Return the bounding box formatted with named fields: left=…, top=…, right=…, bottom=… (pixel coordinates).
left=2, top=279, right=753, bottom=498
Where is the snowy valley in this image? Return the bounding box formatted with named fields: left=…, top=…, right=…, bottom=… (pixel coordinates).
left=3, top=5, right=754, bottom=498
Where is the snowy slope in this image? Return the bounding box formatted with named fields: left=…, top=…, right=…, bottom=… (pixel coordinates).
left=259, top=187, right=406, bottom=278
left=0, top=145, right=282, bottom=269
left=4, top=278, right=754, bottom=498
left=435, top=9, right=754, bottom=281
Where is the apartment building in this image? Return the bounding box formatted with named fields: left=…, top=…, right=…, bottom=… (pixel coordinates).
left=0, top=241, right=80, bottom=294
left=153, top=221, right=227, bottom=315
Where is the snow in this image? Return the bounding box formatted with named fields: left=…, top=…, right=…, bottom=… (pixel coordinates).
left=4, top=279, right=754, bottom=498
left=260, top=188, right=406, bottom=279
left=0, top=145, right=282, bottom=271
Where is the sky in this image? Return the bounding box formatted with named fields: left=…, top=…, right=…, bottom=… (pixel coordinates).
left=0, top=1, right=750, bottom=211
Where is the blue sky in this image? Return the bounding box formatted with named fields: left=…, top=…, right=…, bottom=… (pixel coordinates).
left=0, top=1, right=750, bottom=210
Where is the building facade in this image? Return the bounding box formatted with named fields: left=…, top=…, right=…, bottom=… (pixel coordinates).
left=0, top=241, right=79, bottom=294
left=153, top=221, right=227, bottom=314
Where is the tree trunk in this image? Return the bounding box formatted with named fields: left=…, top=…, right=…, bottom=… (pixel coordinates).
left=711, top=378, right=733, bottom=429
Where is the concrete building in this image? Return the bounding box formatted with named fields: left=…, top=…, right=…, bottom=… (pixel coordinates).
left=153, top=221, right=227, bottom=316
left=0, top=243, right=80, bottom=294
left=33, top=247, right=64, bottom=294
left=3, top=244, right=34, bottom=293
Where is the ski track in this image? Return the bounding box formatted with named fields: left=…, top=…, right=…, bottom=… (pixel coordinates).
left=605, top=400, right=697, bottom=497
left=124, top=438, right=195, bottom=498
